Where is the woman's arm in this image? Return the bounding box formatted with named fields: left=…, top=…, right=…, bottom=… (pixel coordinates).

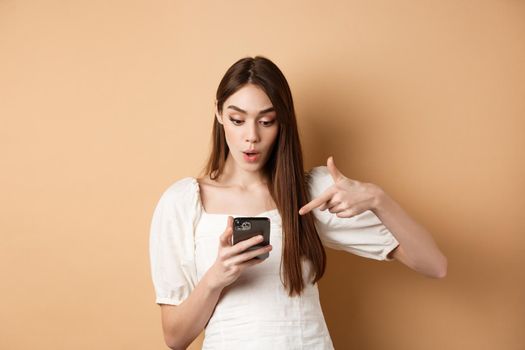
left=160, top=274, right=222, bottom=350
left=371, top=186, right=447, bottom=278
left=299, top=156, right=447, bottom=279
left=160, top=216, right=273, bottom=350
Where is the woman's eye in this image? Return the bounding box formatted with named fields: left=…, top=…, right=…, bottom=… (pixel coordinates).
left=260, top=120, right=276, bottom=127
left=228, top=117, right=243, bottom=125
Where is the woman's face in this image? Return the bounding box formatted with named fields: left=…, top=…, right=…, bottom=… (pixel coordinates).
left=216, top=83, right=279, bottom=173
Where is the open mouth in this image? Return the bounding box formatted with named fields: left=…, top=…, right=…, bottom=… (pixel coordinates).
left=243, top=151, right=260, bottom=162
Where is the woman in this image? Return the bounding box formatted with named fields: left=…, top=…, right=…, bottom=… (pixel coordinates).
left=149, top=56, right=447, bottom=349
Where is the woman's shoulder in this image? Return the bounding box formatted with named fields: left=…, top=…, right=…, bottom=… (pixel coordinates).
left=164, top=176, right=197, bottom=192
left=305, top=165, right=329, bottom=178
left=305, top=165, right=331, bottom=185
left=157, top=176, right=199, bottom=207
left=305, top=166, right=332, bottom=196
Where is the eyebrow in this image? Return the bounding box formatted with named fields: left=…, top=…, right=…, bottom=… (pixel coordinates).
left=226, top=105, right=275, bottom=116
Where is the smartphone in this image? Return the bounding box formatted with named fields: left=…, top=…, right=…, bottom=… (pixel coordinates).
left=232, top=217, right=271, bottom=259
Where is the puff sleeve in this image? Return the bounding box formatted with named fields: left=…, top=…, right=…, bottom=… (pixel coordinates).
left=306, top=166, right=399, bottom=261
left=149, top=177, right=201, bottom=305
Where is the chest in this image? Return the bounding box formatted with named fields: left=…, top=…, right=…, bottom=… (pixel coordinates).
left=198, top=181, right=276, bottom=216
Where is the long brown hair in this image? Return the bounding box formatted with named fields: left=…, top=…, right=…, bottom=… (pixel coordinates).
left=201, top=56, right=326, bottom=296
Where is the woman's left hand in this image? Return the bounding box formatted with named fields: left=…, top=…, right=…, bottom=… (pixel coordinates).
left=299, top=156, right=382, bottom=218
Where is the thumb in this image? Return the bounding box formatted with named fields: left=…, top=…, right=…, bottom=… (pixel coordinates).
left=327, top=156, right=344, bottom=182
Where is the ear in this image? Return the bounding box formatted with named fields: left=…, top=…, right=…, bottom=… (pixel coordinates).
left=215, top=100, right=223, bottom=125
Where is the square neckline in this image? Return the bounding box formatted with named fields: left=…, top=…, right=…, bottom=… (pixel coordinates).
left=191, top=177, right=279, bottom=217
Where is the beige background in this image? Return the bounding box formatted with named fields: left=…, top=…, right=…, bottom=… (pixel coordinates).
left=1, top=1, right=524, bottom=349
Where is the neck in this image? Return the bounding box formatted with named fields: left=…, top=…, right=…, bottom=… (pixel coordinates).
left=218, top=154, right=269, bottom=189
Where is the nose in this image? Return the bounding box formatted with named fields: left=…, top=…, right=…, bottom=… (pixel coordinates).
left=245, top=121, right=260, bottom=144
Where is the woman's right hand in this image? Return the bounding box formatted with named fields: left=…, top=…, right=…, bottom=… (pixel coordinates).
left=205, top=216, right=272, bottom=291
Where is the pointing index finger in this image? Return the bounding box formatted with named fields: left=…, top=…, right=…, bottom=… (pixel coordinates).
left=299, top=189, right=333, bottom=215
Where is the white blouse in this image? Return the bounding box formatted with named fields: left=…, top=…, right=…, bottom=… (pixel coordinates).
left=149, top=166, right=399, bottom=349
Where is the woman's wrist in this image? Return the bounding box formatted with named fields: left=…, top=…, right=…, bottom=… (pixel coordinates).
left=201, top=268, right=225, bottom=294
left=369, top=183, right=388, bottom=213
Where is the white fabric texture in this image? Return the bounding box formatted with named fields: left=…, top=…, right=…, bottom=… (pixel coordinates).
left=307, top=166, right=400, bottom=261
left=148, top=165, right=399, bottom=349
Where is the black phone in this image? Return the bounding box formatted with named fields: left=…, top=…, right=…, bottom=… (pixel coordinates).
left=232, top=217, right=271, bottom=259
